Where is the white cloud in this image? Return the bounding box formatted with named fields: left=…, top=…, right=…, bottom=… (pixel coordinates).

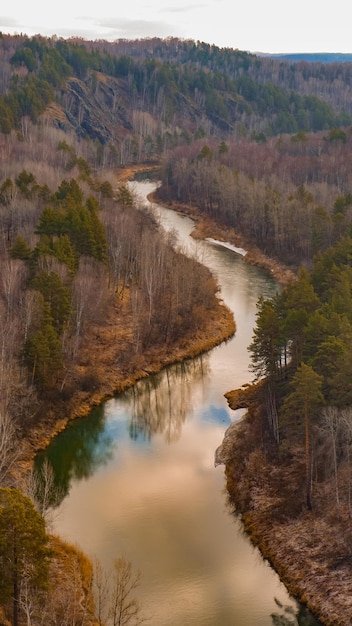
left=1, top=0, right=352, bottom=53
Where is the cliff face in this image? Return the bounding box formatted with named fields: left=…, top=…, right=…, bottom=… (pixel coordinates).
left=53, top=74, right=133, bottom=143
left=48, top=72, right=210, bottom=146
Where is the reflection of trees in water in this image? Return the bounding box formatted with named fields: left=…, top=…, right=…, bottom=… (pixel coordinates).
left=35, top=353, right=210, bottom=503
left=123, top=355, right=210, bottom=444
left=35, top=405, right=114, bottom=504
left=271, top=597, right=323, bottom=626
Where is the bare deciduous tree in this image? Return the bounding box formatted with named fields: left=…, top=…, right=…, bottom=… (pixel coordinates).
left=320, top=406, right=341, bottom=506
left=0, top=410, right=19, bottom=485
left=93, top=558, right=110, bottom=626
left=23, top=458, right=62, bottom=530
left=93, top=556, right=148, bottom=626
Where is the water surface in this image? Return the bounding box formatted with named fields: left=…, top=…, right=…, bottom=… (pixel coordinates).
left=39, top=181, right=321, bottom=625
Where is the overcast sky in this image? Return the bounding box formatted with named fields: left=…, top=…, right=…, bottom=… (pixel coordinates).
left=1, top=0, right=351, bottom=54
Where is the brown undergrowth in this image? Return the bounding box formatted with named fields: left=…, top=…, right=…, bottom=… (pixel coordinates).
left=19, top=286, right=235, bottom=473
left=224, top=385, right=352, bottom=626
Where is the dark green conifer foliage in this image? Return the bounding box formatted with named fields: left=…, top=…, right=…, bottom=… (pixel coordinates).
left=249, top=295, right=283, bottom=380
left=31, top=271, right=72, bottom=334
left=10, top=235, right=32, bottom=260
left=281, top=363, right=324, bottom=509
left=0, top=488, right=49, bottom=626
left=24, top=314, right=63, bottom=388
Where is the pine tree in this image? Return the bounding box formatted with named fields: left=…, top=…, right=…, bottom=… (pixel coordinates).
left=281, top=363, right=324, bottom=509
left=0, top=488, right=49, bottom=626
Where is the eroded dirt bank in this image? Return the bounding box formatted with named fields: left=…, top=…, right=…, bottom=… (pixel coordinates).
left=221, top=387, right=352, bottom=626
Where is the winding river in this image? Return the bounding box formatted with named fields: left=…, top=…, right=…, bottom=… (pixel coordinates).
left=38, top=181, right=321, bottom=625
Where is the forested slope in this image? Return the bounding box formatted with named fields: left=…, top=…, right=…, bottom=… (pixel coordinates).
left=0, top=34, right=237, bottom=625
left=1, top=33, right=352, bottom=158
left=1, top=32, right=352, bottom=625
left=158, top=127, right=352, bottom=267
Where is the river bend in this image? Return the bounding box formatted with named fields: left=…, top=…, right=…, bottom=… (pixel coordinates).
left=39, top=180, right=321, bottom=626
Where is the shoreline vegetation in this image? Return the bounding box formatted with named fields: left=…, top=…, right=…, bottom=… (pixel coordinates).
left=21, top=164, right=295, bottom=474
left=151, top=180, right=348, bottom=626
left=20, top=166, right=334, bottom=624
left=222, top=386, right=350, bottom=626
left=18, top=164, right=240, bottom=472
left=151, top=189, right=296, bottom=288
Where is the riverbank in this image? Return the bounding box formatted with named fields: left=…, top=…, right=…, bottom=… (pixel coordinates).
left=150, top=190, right=296, bottom=287
left=221, top=384, right=352, bottom=626
left=18, top=262, right=235, bottom=475
left=14, top=165, right=234, bottom=471
left=149, top=187, right=351, bottom=625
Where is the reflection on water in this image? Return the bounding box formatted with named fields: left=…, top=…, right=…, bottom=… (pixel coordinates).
left=35, top=406, right=114, bottom=504
left=36, top=355, right=210, bottom=505
left=126, top=356, right=209, bottom=443
left=271, top=598, right=322, bottom=625
left=38, top=181, right=322, bottom=626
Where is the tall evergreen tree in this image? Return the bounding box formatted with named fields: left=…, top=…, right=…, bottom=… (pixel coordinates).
left=0, top=488, right=49, bottom=626
left=281, top=363, right=324, bottom=509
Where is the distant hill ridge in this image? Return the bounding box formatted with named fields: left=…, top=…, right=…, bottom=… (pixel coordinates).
left=1, top=34, right=352, bottom=151
left=260, top=52, right=352, bottom=63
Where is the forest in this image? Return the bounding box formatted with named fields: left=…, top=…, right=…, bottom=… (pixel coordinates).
left=157, top=128, right=352, bottom=266
left=1, top=32, right=352, bottom=625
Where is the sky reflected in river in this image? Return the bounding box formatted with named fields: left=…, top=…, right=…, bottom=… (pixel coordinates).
left=51, top=404, right=300, bottom=625
left=39, top=181, right=322, bottom=626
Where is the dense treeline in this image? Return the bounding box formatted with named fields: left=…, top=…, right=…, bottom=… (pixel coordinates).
left=0, top=159, right=220, bottom=435
left=0, top=33, right=352, bottom=157
left=158, top=128, right=352, bottom=266
left=0, top=100, right=224, bottom=623
left=250, top=236, right=352, bottom=469
left=85, top=37, right=352, bottom=118
left=2, top=31, right=352, bottom=624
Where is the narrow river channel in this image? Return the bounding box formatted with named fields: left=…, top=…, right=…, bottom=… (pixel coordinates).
left=38, top=180, right=322, bottom=625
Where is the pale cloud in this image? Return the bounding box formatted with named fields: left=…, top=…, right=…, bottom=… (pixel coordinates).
left=1, top=0, right=352, bottom=53
left=98, top=18, right=177, bottom=39
left=160, top=3, right=208, bottom=13
left=0, top=16, right=19, bottom=27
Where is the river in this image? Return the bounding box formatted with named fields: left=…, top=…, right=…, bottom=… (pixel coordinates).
left=38, top=180, right=322, bottom=625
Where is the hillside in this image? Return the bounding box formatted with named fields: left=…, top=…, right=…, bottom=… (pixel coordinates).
left=263, top=52, right=352, bottom=63
left=2, top=32, right=352, bottom=626
left=1, top=34, right=352, bottom=163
